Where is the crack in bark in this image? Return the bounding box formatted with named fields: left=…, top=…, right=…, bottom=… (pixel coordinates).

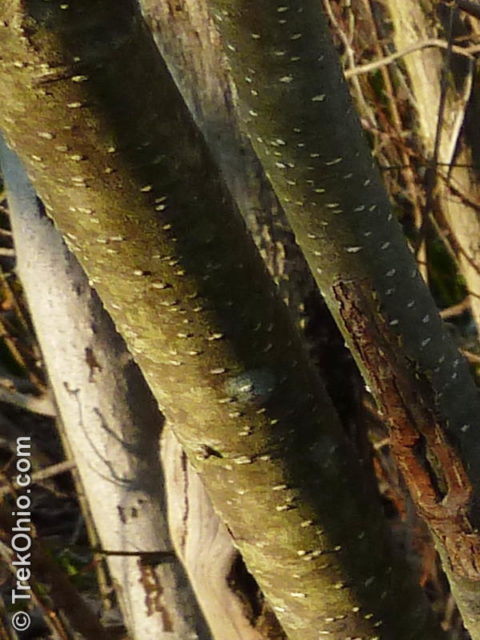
left=333, top=280, right=480, bottom=581
left=179, top=449, right=189, bottom=557
left=138, top=560, right=174, bottom=630
left=226, top=554, right=287, bottom=640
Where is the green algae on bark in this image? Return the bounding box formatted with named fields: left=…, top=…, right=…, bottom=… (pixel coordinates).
left=0, top=2, right=444, bottom=638
left=207, top=2, right=480, bottom=635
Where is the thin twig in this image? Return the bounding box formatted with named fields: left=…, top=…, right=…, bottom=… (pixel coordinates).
left=440, top=298, right=471, bottom=318
left=0, top=461, right=75, bottom=498
left=413, top=6, right=457, bottom=260
left=323, top=0, right=378, bottom=130
left=461, top=349, right=480, bottom=364
left=455, top=0, right=480, bottom=20
left=0, top=385, right=56, bottom=416
left=345, top=38, right=480, bottom=78
left=380, top=162, right=479, bottom=171
left=90, top=548, right=177, bottom=562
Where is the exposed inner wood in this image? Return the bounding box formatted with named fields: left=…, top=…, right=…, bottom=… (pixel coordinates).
left=334, top=280, right=480, bottom=581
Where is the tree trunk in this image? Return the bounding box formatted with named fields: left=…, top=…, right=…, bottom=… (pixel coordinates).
left=139, top=0, right=314, bottom=322
left=1, top=143, right=286, bottom=640
left=0, top=137, right=211, bottom=640
left=161, top=429, right=285, bottom=640
left=206, top=1, right=480, bottom=636
left=140, top=0, right=370, bottom=462
left=0, top=2, right=442, bottom=639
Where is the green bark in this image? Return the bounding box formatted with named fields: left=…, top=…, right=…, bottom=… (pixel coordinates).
left=0, top=2, right=443, bottom=639
left=140, top=0, right=319, bottom=331
left=382, top=3, right=480, bottom=634
left=207, top=1, right=480, bottom=634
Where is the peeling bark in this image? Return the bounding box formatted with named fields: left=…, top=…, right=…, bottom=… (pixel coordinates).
left=206, top=0, right=480, bottom=635
left=162, top=429, right=286, bottom=640
left=0, top=2, right=443, bottom=639
left=333, top=281, right=479, bottom=579
left=383, top=4, right=480, bottom=633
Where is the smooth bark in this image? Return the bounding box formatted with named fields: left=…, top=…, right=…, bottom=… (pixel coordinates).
left=140, top=0, right=315, bottom=324
left=379, top=1, right=480, bottom=633
left=162, top=429, right=285, bottom=640
left=0, top=2, right=442, bottom=639
left=0, top=138, right=210, bottom=640
left=206, top=0, right=480, bottom=635
left=140, top=0, right=370, bottom=448
left=1, top=139, right=283, bottom=640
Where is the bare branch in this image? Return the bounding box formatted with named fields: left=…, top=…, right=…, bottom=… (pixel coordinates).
left=345, top=38, right=479, bottom=78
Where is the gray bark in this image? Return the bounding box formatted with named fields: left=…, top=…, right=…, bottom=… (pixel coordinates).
left=161, top=430, right=282, bottom=640
left=206, top=2, right=480, bottom=635
left=0, top=2, right=444, bottom=638
left=139, top=0, right=315, bottom=323
left=0, top=137, right=210, bottom=640
left=387, top=0, right=480, bottom=332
